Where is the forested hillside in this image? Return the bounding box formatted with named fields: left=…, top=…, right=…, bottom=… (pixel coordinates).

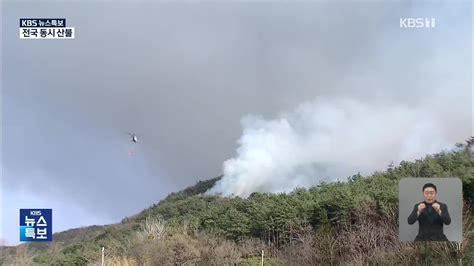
left=2, top=139, right=473, bottom=265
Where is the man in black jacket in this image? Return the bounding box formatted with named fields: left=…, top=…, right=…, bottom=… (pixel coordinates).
left=407, top=183, right=451, bottom=241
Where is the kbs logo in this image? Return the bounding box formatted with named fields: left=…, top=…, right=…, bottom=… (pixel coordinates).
left=19, top=209, right=52, bottom=241
left=400, top=18, right=436, bottom=28
left=20, top=19, right=38, bottom=27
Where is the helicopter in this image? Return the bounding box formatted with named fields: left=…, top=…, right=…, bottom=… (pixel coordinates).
left=127, top=132, right=138, bottom=156
left=128, top=133, right=138, bottom=143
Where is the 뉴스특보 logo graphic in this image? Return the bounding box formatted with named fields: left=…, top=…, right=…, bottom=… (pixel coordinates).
left=19, top=209, right=52, bottom=241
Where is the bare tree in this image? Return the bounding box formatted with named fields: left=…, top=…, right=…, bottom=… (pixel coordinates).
left=411, top=159, right=422, bottom=177
left=431, top=202, right=473, bottom=265
left=136, top=217, right=167, bottom=241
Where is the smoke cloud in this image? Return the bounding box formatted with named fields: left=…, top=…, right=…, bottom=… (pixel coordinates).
left=208, top=96, right=469, bottom=197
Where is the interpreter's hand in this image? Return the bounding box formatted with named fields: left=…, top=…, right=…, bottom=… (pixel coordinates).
left=417, top=203, right=426, bottom=216
left=432, top=202, right=441, bottom=215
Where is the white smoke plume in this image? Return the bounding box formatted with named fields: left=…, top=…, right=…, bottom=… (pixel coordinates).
left=207, top=96, right=468, bottom=197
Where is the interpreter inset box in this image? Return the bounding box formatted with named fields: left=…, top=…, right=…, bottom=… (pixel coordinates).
left=399, top=178, right=462, bottom=242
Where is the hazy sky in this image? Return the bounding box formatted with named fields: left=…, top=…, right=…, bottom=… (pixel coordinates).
left=1, top=0, right=472, bottom=245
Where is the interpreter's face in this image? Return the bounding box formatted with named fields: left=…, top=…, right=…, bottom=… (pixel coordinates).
left=423, top=187, right=436, bottom=203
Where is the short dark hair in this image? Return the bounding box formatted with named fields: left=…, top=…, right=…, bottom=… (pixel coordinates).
left=422, top=183, right=437, bottom=192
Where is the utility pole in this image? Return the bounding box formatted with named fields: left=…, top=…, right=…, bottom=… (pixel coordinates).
left=261, top=250, right=264, bottom=266
left=101, top=247, right=105, bottom=266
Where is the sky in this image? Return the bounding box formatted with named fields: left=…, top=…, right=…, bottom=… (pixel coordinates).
left=1, top=0, right=472, bottom=245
